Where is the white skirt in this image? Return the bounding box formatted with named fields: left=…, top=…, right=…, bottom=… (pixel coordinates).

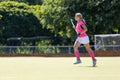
left=76, top=36, right=90, bottom=44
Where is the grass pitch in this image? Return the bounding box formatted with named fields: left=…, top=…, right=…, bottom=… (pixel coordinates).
left=0, top=57, right=120, bottom=80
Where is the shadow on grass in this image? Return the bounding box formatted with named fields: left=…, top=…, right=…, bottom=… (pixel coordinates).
left=77, top=65, right=98, bottom=68
left=73, top=63, right=98, bottom=68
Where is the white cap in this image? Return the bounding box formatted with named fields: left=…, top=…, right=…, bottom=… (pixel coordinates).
left=75, top=13, right=82, bottom=16
left=75, top=13, right=83, bottom=19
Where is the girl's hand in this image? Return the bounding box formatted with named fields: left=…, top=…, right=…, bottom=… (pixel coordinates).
left=73, top=25, right=75, bottom=29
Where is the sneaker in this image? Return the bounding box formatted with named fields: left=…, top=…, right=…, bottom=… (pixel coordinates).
left=93, top=59, right=97, bottom=67
left=74, top=60, right=82, bottom=64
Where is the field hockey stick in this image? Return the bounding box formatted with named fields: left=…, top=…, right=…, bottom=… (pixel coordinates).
left=70, top=19, right=75, bottom=27
left=70, top=19, right=80, bottom=36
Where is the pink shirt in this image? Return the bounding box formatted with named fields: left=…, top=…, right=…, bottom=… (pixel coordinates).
left=75, top=20, right=87, bottom=38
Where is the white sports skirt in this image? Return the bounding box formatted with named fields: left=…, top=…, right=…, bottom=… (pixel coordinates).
left=76, top=36, right=90, bottom=44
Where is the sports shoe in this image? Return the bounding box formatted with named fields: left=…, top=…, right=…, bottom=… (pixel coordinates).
left=74, top=60, right=82, bottom=64
left=93, top=59, right=97, bottom=67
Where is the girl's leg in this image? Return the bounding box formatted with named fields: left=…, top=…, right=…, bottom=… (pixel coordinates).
left=73, top=41, right=81, bottom=63
left=84, top=43, right=96, bottom=60
left=84, top=43, right=96, bottom=66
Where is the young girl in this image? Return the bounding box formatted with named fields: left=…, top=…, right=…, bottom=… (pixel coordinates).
left=73, top=13, right=96, bottom=67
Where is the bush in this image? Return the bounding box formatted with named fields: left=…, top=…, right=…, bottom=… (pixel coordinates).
left=36, top=46, right=60, bottom=54
left=0, top=1, right=51, bottom=45
left=0, top=0, right=42, bottom=5
left=0, top=1, right=40, bottom=37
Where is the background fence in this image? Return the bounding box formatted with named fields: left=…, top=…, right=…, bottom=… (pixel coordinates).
left=0, top=45, right=120, bottom=54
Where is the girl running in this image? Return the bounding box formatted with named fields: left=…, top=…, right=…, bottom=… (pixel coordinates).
left=73, top=13, right=96, bottom=67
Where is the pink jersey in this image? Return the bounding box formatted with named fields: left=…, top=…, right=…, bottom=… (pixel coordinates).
left=75, top=20, right=87, bottom=38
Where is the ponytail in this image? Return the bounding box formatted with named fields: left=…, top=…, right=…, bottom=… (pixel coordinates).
left=82, top=19, right=86, bottom=24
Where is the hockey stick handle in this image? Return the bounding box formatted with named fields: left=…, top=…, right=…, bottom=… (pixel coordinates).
left=70, top=19, right=75, bottom=26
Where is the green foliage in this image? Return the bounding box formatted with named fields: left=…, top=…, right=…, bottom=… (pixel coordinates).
left=0, top=47, right=6, bottom=54
left=36, top=46, right=60, bottom=54
left=0, top=0, right=120, bottom=46
left=41, top=0, right=120, bottom=43
left=41, top=0, right=72, bottom=37
left=0, top=14, right=2, bottom=20
left=0, top=1, right=40, bottom=37
left=36, top=40, right=52, bottom=46
left=0, top=0, right=43, bottom=5
left=31, top=5, right=41, bottom=20
left=15, top=47, right=32, bottom=54
left=65, top=0, right=120, bottom=34
left=35, top=40, right=60, bottom=54
left=0, top=1, right=52, bottom=45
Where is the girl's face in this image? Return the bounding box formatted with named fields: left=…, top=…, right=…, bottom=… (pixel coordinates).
left=75, top=15, right=80, bottom=21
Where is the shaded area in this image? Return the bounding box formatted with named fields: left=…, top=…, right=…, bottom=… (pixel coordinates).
left=0, top=50, right=120, bottom=57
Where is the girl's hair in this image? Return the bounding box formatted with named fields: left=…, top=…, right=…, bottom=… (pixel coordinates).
left=75, top=13, right=86, bottom=23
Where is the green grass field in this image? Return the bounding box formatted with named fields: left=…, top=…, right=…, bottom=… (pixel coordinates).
left=0, top=57, right=120, bottom=80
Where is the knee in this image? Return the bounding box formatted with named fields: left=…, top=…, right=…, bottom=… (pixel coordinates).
left=73, top=46, right=78, bottom=51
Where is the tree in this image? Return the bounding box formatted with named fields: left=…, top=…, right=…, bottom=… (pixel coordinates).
left=40, top=0, right=75, bottom=45
left=41, top=0, right=71, bottom=36
left=0, top=0, right=119, bottom=45
left=41, top=0, right=120, bottom=44
left=0, top=1, right=51, bottom=44
left=0, top=0, right=43, bottom=5
left=65, top=0, right=120, bottom=34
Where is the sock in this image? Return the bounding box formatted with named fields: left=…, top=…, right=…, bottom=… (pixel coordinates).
left=74, top=50, right=80, bottom=60
left=88, top=50, right=96, bottom=61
